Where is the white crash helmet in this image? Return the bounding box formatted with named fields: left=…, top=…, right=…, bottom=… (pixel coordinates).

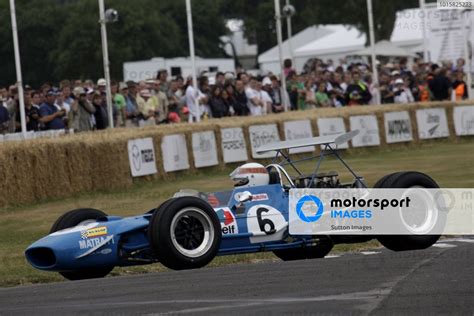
left=230, top=162, right=270, bottom=187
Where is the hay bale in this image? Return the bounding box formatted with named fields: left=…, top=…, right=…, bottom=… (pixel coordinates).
left=0, top=101, right=471, bottom=208
left=88, top=138, right=133, bottom=191
left=3, top=144, right=37, bottom=205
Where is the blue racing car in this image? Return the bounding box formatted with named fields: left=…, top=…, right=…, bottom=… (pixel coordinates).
left=25, top=131, right=441, bottom=280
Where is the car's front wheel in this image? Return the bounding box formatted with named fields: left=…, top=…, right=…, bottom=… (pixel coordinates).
left=149, top=197, right=221, bottom=270
left=50, top=208, right=114, bottom=280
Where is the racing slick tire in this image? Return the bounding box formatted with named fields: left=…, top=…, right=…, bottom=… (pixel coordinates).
left=149, top=197, right=221, bottom=270
left=273, top=237, right=334, bottom=261
left=375, top=171, right=442, bottom=251
left=50, top=208, right=114, bottom=280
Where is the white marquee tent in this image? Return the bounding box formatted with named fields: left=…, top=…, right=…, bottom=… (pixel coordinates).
left=258, top=25, right=366, bottom=74
left=355, top=40, right=418, bottom=57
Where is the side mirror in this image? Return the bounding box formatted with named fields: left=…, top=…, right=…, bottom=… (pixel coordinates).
left=238, top=192, right=253, bottom=203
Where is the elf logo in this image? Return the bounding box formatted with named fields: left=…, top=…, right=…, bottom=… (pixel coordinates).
left=215, top=207, right=239, bottom=235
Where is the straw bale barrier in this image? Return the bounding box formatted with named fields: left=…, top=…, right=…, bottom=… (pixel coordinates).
left=0, top=101, right=472, bottom=207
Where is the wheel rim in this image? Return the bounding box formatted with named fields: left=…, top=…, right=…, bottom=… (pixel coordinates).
left=170, top=207, right=214, bottom=258
left=400, top=185, right=438, bottom=234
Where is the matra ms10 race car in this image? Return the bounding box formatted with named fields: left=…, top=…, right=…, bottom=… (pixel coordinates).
left=25, top=130, right=441, bottom=280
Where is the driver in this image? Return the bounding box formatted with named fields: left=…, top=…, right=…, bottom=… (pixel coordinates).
left=229, top=163, right=270, bottom=187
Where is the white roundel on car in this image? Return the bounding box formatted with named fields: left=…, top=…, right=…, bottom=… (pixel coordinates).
left=246, top=205, right=287, bottom=243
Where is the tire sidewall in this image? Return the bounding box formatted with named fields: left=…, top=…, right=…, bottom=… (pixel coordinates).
left=377, top=172, right=443, bottom=251
left=49, top=208, right=112, bottom=280
left=150, top=197, right=221, bottom=270
left=50, top=208, right=107, bottom=233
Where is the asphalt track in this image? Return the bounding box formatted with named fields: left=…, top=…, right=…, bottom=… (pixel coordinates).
left=1, top=238, right=473, bottom=315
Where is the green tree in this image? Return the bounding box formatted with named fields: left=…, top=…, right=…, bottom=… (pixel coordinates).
left=0, top=0, right=422, bottom=87
left=0, top=0, right=227, bottom=87
left=221, top=0, right=418, bottom=54
left=0, top=0, right=66, bottom=87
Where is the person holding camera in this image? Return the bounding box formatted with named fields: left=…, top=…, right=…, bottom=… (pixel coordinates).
left=345, top=71, right=371, bottom=106
left=393, top=78, right=414, bottom=104
left=124, top=81, right=140, bottom=127
left=92, top=93, right=108, bottom=130
left=14, top=92, right=39, bottom=132
left=71, top=87, right=95, bottom=132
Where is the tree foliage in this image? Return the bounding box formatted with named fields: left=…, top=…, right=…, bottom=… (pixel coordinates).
left=221, top=0, right=418, bottom=55
left=0, top=0, right=227, bottom=86
left=0, top=0, right=418, bottom=87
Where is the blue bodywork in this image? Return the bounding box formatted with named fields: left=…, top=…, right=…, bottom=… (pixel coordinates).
left=26, top=183, right=313, bottom=272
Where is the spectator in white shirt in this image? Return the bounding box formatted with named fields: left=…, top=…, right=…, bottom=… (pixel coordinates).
left=393, top=78, right=414, bottom=104
left=185, top=77, right=199, bottom=123
left=257, top=81, right=272, bottom=115
left=245, top=77, right=266, bottom=116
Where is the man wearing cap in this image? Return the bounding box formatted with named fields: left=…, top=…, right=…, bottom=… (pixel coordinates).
left=97, top=78, right=107, bottom=94
left=393, top=78, right=414, bottom=104
left=71, top=86, right=95, bottom=132
left=91, top=93, right=108, bottom=130
left=146, top=79, right=167, bottom=123
left=143, top=79, right=160, bottom=123
left=124, top=81, right=139, bottom=127
left=39, top=89, right=65, bottom=130
left=97, top=78, right=110, bottom=111
left=137, top=89, right=155, bottom=126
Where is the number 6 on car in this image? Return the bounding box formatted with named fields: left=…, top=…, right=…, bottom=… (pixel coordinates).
left=247, top=205, right=287, bottom=243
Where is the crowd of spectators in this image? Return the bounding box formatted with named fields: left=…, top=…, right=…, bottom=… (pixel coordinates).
left=0, top=56, right=470, bottom=134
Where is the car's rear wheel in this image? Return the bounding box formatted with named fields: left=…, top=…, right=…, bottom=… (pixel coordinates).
left=273, top=237, right=333, bottom=261
left=375, top=172, right=442, bottom=251
left=149, top=197, right=221, bottom=270
left=50, top=208, right=114, bottom=280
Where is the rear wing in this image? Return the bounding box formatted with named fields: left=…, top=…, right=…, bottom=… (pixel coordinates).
left=256, top=130, right=359, bottom=154
left=256, top=130, right=366, bottom=188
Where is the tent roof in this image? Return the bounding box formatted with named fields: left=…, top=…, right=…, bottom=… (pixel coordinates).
left=294, top=25, right=366, bottom=57
left=258, top=25, right=341, bottom=63
left=354, top=40, right=418, bottom=57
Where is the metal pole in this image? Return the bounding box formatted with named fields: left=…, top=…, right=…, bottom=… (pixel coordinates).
left=419, top=0, right=429, bottom=62
left=9, top=0, right=27, bottom=137
left=186, top=0, right=200, bottom=122
left=366, top=0, right=380, bottom=105
left=98, top=0, right=114, bottom=128
left=462, top=10, right=472, bottom=99
left=285, top=0, right=293, bottom=61
left=275, top=0, right=289, bottom=111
